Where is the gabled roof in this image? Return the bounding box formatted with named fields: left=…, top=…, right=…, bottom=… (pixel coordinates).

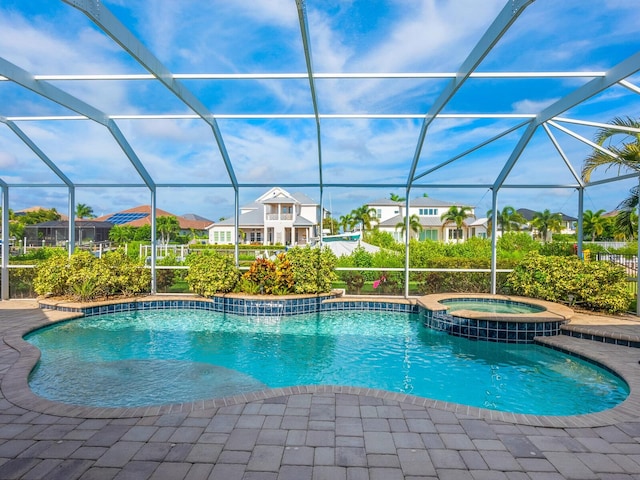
left=293, top=216, right=315, bottom=227
left=94, top=205, right=212, bottom=230
left=517, top=208, right=577, bottom=222
left=368, top=197, right=471, bottom=208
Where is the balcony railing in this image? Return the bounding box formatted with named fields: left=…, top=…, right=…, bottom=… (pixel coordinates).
left=266, top=214, right=293, bottom=221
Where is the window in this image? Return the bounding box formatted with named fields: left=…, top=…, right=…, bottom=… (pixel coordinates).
left=448, top=229, right=462, bottom=240
left=282, top=206, right=292, bottom=214
left=419, top=208, right=438, bottom=215
left=419, top=229, right=438, bottom=241
left=226, top=231, right=231, bottom=242
left=376, top=208, right=382, bottom=218
left=213, top=231, right=219, bottom=242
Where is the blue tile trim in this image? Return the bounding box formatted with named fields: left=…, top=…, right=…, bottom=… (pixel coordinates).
left=423, top=309, right=564, bottom=344
left=561, top=330, right=640, bottom=349
left=42, top=295, right=423, bottom=318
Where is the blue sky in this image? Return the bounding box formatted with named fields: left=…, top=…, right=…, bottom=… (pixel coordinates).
left=1, top=0, right=640, bottom=221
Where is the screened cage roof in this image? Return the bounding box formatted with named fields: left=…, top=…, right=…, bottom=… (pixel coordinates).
left=1, top=0, right=640, bottom=219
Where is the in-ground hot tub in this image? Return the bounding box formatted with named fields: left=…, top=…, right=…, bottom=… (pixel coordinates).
left=418, top=293, right=574, bottom=343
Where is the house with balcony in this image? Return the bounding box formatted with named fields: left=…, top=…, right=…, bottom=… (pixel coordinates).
left=369, top=196, right=485, bottom=242
left=207, top=187, right=325, bottom=245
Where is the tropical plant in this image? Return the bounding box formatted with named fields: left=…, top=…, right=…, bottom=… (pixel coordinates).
left=531, top=209, right=563, bottom=242
left=349, top=205, right=378, bottom=232
left=582, top=209, right=607, bottom=241
left=389, top=192, right=405, bottom=202
left=156, top=215, right=181, bottom=245
left=338, top=213, right=353, bottom=233
left=440, top=205, right=473, bottom=242
left=486, top=206, right=525, bottom=236
left=323, top=216, right=340, bottom=235
left=507, top=252, right=632, bottom=313
left=185, top=251, right=240, bottom=295
left=243, top=257, right=277, bottom=294
left=286, top=246, right=337, bottom=294
left=582, top=116, right=640, bottom=238
left=614, top=209, right=638, bottom=240
left=33, top=249, right=150, bottom=300
left=108, top=224, right=136, bottom=244
left=75, top=203, right=95, bottom=219
left=395, top=214, right=422, bottom=240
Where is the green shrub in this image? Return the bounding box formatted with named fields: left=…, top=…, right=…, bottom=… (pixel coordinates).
left=185, top=251, right=240, bottom=295
left=287, top=246, right=337, bottom=294
left=101, top=249, right=150, bottom=296
left=34, top=249, right=150, bottom=300
left=33, top=250, right=70, bottom=297
left=243, top=257, right=277, bottom=294
left=497, top=232, right=540, bottom=260
left=506, top=252, right=633, bottom=313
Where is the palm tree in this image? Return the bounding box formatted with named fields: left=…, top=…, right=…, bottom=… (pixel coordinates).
left=323, top=216, right=340, bottom=235
left=440, top=206, right=473, bottom=242
left=109, top=225, right=131, bottom=244
left=531, top=209, right=563, bottom=242
left=395, top=214, right=422, bottom=240
left=339, top=213, right=354, bottom=233
left=389, top=193, right=405, bottom=202
left=613, top=208, right=638, bottom=240
left=582, top=209, right=607, bottom=241
left=75, top=203, right=95, bottom=219
left=349, top=205, right=378, bottom=232
left=486, top=206, right=525, bottom=237
left=582, top=116, right=640, bottom=237
left=156, top=215, right=180, bottom=245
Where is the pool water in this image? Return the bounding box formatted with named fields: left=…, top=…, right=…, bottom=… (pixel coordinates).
left=25, top=309, right=628, bottom=414
left=441, top=299, right=545, bottom=314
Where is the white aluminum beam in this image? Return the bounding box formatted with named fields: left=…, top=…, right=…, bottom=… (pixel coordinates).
left=1, top=184, right=8, bottom=300
left=555, top=116, right=640, bottom=134
left=0, top=71, right=608, bottom=82
left=64, top=0, right=239, bottom=190
left=619, top=79, right=640, bottom=95
left=0, top=119, right=73, bottom=187
left=413, top=121, right=529, bottom=182
left=406, top=0, right=534, bottom=189
left=547, top=120, right=622, bottom=162
left=541, top=123, right=583, bottom=186
left=6, top=113, right=538, bottom=121
left=493, top=50, right=640, bottom=190
left=0, top=57, right=156, bottom=190
left=295, top=0, right=324, bottom=193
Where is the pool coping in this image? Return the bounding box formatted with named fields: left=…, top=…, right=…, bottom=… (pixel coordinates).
left=417, top=293, right=574, bottom=322
left=2, top=294, right=639, bottom=428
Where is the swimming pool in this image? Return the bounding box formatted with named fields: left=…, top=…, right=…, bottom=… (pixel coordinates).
left=25, top=309, right=628, bottom=415
left=440, top=298, right=545, bottom=314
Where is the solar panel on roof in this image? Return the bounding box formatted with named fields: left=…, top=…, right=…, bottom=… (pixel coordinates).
left=107, top=212, right=149, bottom=225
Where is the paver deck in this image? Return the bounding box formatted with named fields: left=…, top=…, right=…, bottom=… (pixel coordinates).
left=2, top=298, right=640, bottom=479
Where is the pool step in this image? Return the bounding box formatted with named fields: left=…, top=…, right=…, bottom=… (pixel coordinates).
left=560, top=324, right=640, bottom=349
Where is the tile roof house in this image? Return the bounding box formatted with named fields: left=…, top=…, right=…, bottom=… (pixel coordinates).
left=94, top=205, right=213, bottom=236
left=368, top=197, right=485, bottom=242
left=207, top=187, right=324, bottom=245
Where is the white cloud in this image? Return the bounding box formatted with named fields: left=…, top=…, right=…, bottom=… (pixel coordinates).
left=511, top=98, right=559, bottom=115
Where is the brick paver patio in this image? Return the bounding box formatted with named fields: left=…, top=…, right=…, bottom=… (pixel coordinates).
left=2, top=299, right=640, bottom=479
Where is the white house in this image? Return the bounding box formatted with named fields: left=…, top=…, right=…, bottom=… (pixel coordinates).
left=207, top=187, right=325, bottom=245
left=368, top=197, right=486, bottom=243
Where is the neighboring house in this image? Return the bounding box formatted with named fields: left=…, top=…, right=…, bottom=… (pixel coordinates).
left=207, top=187, right=325, bottom=245
left=368, top=197, right=483, bottom=243
left=23, top=220, right=113, bottom=246
left=94, top=206, right=213, bottom=237
left=516, top=208, right=577, bottom=237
